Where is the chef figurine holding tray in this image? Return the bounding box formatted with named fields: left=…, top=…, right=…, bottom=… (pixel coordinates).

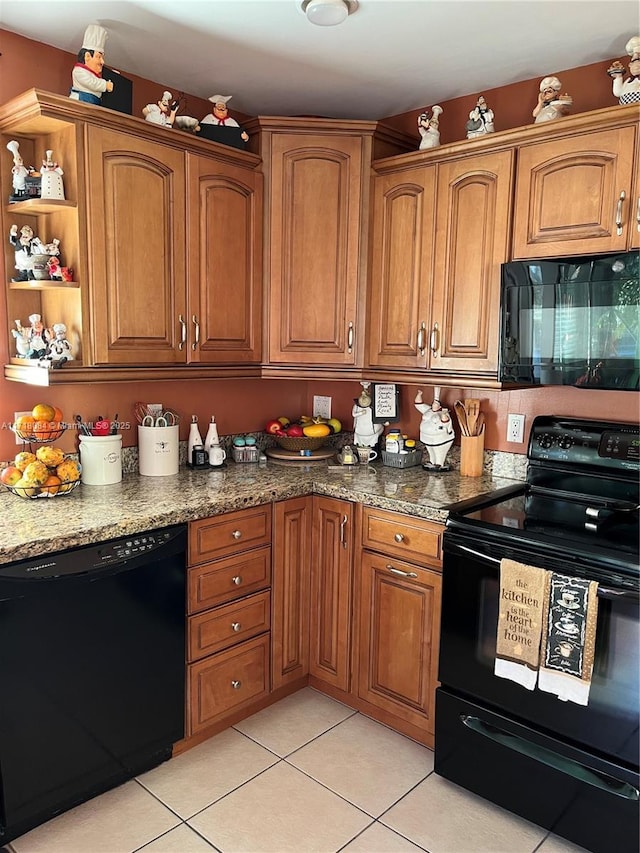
left=607, top=36, right=640, bottom=104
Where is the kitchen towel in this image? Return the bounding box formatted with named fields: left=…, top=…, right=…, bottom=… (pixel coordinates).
left=494, top=558, right=549, bottom=690
left=538, top=573, right=599, bottom=706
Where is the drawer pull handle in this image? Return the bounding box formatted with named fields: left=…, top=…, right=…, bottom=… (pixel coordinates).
left=232, top=530, right=242, bottom=540
left=340, top=514, right=348, bottom=549
left=347, top=321, right=354, bottom=353
left=232, top=575, right=243, bottom=586
left=387, top=565, right=418, bottom=579
left=231, top=622, right=241, bottom=632
left=231, top=680, right=242, bottom=690
left=430, top=322, right=440, bottom=356
left=192, top=315, right=200, bottom=350
left=417, top=321, right=426, bottom=356
left=394, top=533, right=405, bottom=543
left=178, top=314, right=187, bottom=350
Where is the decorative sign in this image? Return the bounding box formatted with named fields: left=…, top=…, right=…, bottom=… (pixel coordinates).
left=371, top=383, right=399, bottom=423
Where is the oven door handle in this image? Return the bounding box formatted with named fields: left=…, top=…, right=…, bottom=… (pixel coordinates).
left=598, top=586, right=640, bottom=602
left=461, top=715, right=639, bottom=802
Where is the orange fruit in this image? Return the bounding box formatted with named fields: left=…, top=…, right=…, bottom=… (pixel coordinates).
left=14, top=414, right=35, bottom=438
left=53, top=406, right=64, bottom=427
left=41, top=474, right=61, bottom=496
left=33, top=420, right=57, bottom=440
left=32, top=403, right=56, bottom=422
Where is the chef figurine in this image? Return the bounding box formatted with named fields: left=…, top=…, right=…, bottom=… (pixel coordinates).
left=40, top=150, right=65, bottom=200
left=45, top=323, right=74, bottom=366
left=143, top=91, right=179, bottom=127
left=466, top=96, right=495, bottom=138
left=415, top=387, right=455, bottom=470
left=6, top=140, right=31, bottom=201
left=69, top=24, right=113, bottom=105
left=417, top=105, right=443, bottom=149
left=533, top=76, right=573, bottom=123
left=607, top=36, right=640, bottom=104
left=9, top=224, right=44, bottom=282
left=200, top=95, right=249, bottom=142
left=14, top=314, right=50, bottom=359
left=352, top=382, right=384, bottom=449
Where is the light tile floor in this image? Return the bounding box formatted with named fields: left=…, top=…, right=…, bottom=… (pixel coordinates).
left=4, top=688, right=590, bottom=853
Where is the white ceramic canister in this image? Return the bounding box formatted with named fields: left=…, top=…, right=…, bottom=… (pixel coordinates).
left=138, top=425, right=179, bottom=476
left=78, top=434, right=122, bottom=485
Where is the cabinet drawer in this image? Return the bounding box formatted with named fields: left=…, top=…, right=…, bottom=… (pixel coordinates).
left=362, top=507, right=442, bottom=568
left=189, top=505, right=272, bottom=565
left=188, top=591, right=271, bottom=662
left=187, top=634, right=270, bottom=735
left=188, top=546, right=271, bottom=613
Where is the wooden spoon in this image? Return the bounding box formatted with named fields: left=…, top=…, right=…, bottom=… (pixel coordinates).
left=476, top=411, right=485, bottom=435
left=465, top=399, right=480, bottom=436
left=454, top=401, right=470, bottom=436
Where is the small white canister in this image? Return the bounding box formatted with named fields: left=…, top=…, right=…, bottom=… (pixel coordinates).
left=138, top=425, right=179, bottom=476
left=78, top=434, right=122, bottom=485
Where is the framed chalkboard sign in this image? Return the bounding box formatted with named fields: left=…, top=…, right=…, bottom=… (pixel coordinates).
left=371, top=383, right=399, bottom=423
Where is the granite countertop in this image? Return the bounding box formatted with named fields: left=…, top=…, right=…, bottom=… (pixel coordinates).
left=0, top=453, right=525, bottom=563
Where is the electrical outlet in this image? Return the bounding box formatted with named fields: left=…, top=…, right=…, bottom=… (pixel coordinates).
left=13, top=411, right=31, bottom=445
left=507, top=413, right=525, bottom=443
left=313, top=395, right=332, bottom=419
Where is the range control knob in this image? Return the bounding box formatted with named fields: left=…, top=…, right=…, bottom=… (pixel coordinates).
left=537, top=433, right=554, bottom=449
left=557, top=435, right=574, bottom=450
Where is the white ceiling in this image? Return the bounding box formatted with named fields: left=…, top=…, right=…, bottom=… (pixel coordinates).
left=1, top=1, right=637, bottom=120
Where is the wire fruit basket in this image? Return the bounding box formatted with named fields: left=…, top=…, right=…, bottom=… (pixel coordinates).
left=274, top=435, right=328, bottom=452
left=5, top=478, right=80, bottom=499
left=11, top=422, right=66, bottom=443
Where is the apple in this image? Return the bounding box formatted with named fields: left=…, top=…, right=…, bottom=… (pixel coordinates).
left=327, top=418, right=342, bottom=434
left=286, top=424, right=304, bottom=437
left=1, top=465, right=22, bottom=486
left=265, top=419, right=283, bottom=434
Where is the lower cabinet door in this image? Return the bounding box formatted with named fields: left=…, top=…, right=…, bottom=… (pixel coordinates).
left=357, top=551, right=441, bottom=733
left=187, top=634, right=270, bottom=735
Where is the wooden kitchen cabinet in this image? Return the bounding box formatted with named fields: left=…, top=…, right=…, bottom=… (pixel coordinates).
left=186, top=506, right=272, bottom=737
left=271, top=497, right=312, bottom=690
left=247, top=117, right=413, bottom=376
left=356, top=507, right=443, bottom=744
left=512, top=123, right=638, bottom=258
left=309, top=496, right=354, bottom=691
left=368, top=149, right=513, bottom=382
left=1, top=90, right=263, bottom=383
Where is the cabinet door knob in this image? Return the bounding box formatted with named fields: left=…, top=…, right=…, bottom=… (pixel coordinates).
left=232, top=575, right=243, bottom=586
left=615, top=190, right=626, bottom=236
left=178, top=314, right=187, bottom=350
left=231, top=679, right=242, bottom=689
left=394, top=533, right=405, bottom=543
left=387, top=564, right=418, bottom=579
left=231, top=622, right=241, bottom=632
left=192, top=315, right=200, bottom=350
left=232, top=530, right=242, bottom=540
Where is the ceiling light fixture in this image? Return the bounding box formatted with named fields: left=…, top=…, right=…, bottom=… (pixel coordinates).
left=299, top=0, right=359, bottom=27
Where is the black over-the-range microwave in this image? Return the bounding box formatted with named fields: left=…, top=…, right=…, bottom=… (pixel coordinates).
left=499, top=250, right=639, bottom=391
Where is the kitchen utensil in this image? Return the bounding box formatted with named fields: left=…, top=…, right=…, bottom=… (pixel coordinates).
left=465, top=399, right=480, bottom=436
left=476, top=411, right=485, bottom=435
left=141, top=411, right=178, bottom=428
left=74, top=414, right=92, bottom=436
left=454, top=401, right=470, bottom=437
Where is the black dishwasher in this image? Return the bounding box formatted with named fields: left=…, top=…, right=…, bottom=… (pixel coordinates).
left=0, top=524, right=187, bottom=845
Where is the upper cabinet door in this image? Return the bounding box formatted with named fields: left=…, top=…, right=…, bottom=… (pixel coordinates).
left=187, top=155, right=263, bottom=364
left=430, top=150, right=514, bottom=375
left=268, top=133, right=364, bottom=366
left=85, top=127, right=187, bottom=364
left=512, top=127, right=637, bottom=258
left=367, top=166, right=436, bottom=370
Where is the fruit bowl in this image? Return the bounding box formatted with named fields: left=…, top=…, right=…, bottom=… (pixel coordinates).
left=274, top=435, right=328, bottom=452
left=11, top=423, right=66, bottom=443
left=4, top=478, right=80, bottom=499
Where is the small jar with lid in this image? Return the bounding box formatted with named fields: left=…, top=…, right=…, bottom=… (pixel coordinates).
left=385, top=429, right=402, bottom=453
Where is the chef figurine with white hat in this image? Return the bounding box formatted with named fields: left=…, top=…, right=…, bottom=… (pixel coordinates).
left=201, top=95, right=249, bottom=142
left=69, top=24, right=113, bottom=105
left=607, top=36, right=640, bottom=104
left=143, top=91, right=179, bottom=127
